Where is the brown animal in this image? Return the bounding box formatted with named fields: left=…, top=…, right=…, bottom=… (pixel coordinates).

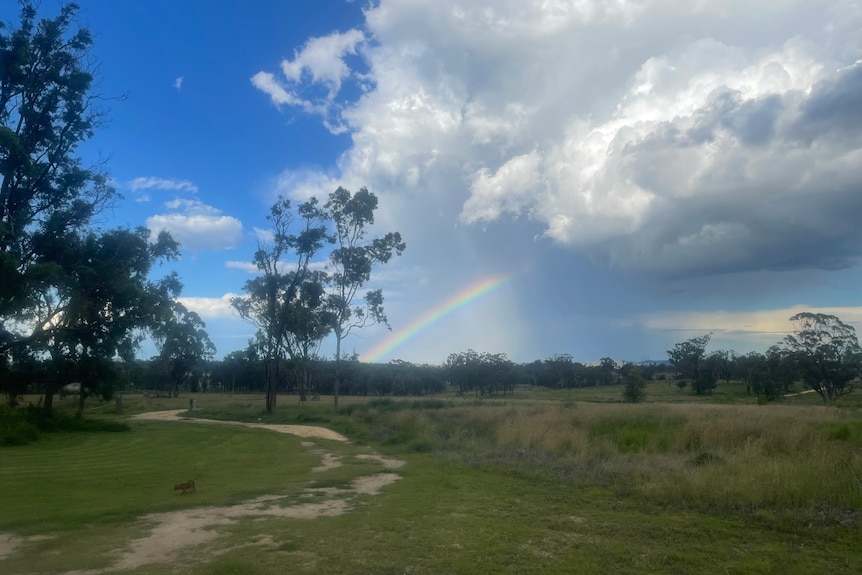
left=173, top=479, right=195, bottom=495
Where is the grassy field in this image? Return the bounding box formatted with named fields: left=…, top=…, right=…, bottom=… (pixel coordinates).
left=1, top=384, right=861, bottom=574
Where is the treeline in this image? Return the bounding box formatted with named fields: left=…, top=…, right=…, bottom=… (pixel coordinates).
left=6, top=311, right=859, bottom=405
left=666, top=313, right=862, bottom=403
left=104, top=350, right=674, bottom=399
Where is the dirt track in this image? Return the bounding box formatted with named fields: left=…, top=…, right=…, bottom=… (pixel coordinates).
left=130, top=409, right=350, bottom=441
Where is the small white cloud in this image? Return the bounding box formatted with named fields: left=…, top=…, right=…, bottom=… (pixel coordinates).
left=174, top=76, right=184, bottom=91
left=164, top=198, right=221, bottom=216
left=225, top=261, right=260, bottom=273
left=252, top=226, right=275, bottom=243
left=251, top=71, right=302, bottom=107
left=129, top=177, right=198, bottom=194
left=281, top=29, right=365, bottom=95
left=177, top=293, right=241, bottom=320
left=252, top=29, right=365, bottom=130
left=147, top=199, right=243, bottom=252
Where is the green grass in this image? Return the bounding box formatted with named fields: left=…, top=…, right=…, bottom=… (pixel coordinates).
left=0, top=420, right=319, bottom=533
left=2, top=390, right=862, bottom=574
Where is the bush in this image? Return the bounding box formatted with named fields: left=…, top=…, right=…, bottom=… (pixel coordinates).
left=0, top=407, right=129, bottom=446
left=0, top=409, right=39, bottom=446
left=623, top=367, right=647, bottom=403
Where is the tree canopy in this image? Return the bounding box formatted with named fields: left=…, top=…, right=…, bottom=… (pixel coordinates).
left=782, top=312, right=861, bottom=402
left=0, top=3, right=198, bottom=411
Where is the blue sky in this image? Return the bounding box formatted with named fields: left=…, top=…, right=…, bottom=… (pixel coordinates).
left=5, top=1, right=862, bottom=365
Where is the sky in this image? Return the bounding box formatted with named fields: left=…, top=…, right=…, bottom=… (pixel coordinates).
left=4, top=0, right=861, bottom=365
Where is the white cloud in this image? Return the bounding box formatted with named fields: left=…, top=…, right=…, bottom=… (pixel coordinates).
left=177, top=293, right=241, bottom=320
left=252, top=29, right=365, bottom=130
left=164, top=198, right=221, bottom=216
left=256, top=0, right=862, bottom=279
left=225, top=259, right=329, bottom=275
left=174, top=76, right=184, bottom=91
left=281, top=29, right=365, bottom=92
left=250, top=72, right=302, bottom=107
left=147, top=199, right=243, bottom=252
left=252, top=226, right=274, bottom=243
left=129, top=177, right=198, bottom=194
left=225, top=260, right=259, bottom=273
left=627, top=305, right=862, bottom=336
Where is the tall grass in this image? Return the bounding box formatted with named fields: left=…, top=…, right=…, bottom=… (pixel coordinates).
left=118, top=392, right=862, bottom=522
left=342, top=400, right=862, bottom=521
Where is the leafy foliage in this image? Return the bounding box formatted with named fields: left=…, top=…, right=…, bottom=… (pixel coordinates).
left=0, top=3, right=196, bottom=414
left=232, top=196, right=333, bottom=411
left=782, top=312, right=862, bottom=402
left=622, top=366, right=647, bottom=402
left=445, top=349, right=515, bottom=395
left=667, top=334, right=716, bottom=394
left=325, top=186, right=405, bottom=408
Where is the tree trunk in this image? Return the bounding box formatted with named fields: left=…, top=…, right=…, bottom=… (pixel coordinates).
left=265, top=355, right=278, bottom=413
left=43, top=383, right=55, bottom=417
left=296, top=363, right=308, bottom=403
left=77, top=384, right=86, bottom=418
left=333, top=329, right=342, bottom=410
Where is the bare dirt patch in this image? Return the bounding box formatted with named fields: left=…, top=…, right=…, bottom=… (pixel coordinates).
left=0, top=534, right=52, bottom=561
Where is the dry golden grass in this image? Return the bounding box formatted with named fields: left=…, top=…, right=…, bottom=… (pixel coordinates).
left=403, top=401, right=862, bottom=516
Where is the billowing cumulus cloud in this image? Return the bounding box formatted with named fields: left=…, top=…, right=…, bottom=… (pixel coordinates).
left=253, top=0, right=862, bottom=280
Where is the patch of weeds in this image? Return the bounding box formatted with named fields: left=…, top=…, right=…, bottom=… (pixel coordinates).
left=690, top=452, right=725, bottom=467
left=372, top=427, right=399, bottom=441
left=278, top=540, right=300, bottom=552
left=408, top=399, right=453, bottom=410
left=366, top=398, right=397, bottom=411
left=408, top=440, right=434, bottom=453
left=293, top=411, right=325, bottom=424
left=820, top=421, right=862, bottom=445
left=203, top=560, right=280, bottom=575
left=1, top=407, right=39, bottom=445
left=336, top=404, right=360, bottom=416
left=308, top=477, right=353, bottom=490
left=588, top=415, right=684, bottom=454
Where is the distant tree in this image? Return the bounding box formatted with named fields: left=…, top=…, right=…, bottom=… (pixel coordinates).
left=445, top=349, right=514, bottom=396
left=153, top=302, right=215, bottom=397
left=622, top=366, right=647, bottom=402
left=544, top=354, right=575, bottom=389
left=709, top=350, right=735, bottom=384
left=214, top=346, right=264, bottom=394
left=325, top=187, right=405, bottom=409
left=782, top=313, right=861, bottom=402
left=232, top=196, right=330, bottom=412
left=667, top=334, right=714, bottom=394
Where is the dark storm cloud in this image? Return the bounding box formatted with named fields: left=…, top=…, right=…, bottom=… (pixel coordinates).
left=592, top=62, right=862, bottom=279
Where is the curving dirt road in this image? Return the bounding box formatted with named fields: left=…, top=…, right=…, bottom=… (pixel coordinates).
left=131, top=409, right=350, bottom=441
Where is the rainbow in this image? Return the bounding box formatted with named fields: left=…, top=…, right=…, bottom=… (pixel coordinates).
left=362, top=274, right=510, bottom=363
